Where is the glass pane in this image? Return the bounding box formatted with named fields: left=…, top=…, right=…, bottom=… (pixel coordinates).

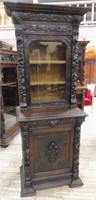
left=94, top=4, right=96, bottom=21
left=29, top=41, right=66, bottom=103
left=86, top=4, right=92, bottom=21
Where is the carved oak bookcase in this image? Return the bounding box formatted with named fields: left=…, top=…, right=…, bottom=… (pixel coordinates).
left=4, top=1, right=89, bottom=197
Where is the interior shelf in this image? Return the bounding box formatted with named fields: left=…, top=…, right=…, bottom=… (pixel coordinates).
left=31, top=81, right=66, bottom=86
left=1, top=82, right=16, bottom=87
left=30, top=60, right=66, bottom=64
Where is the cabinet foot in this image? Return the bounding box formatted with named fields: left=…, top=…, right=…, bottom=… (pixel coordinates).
left=21, top=188, right=36, bottom=197
left=70, top=177, right=83, bottom=188
left=20, top=166, right=36, bottom=197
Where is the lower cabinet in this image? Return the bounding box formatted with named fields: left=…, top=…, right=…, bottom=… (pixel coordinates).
left=17, top=106, right=86, bottom=197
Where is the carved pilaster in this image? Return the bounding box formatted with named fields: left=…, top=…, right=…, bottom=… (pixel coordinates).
left=73, top=126, right=81, bottom=178
left=71, top=31, right=79, bottom=104
left=21, top=122, right=31, bottom=187
left=15, top=31, right=27, bottom=107
left=70, top=121, right=83, bottom=187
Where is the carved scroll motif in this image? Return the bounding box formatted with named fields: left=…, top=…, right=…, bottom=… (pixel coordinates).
left=11, top=12, right=74, bottom=24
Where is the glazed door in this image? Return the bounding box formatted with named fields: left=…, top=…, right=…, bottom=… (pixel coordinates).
left=24, top=35, right=72, bottom=106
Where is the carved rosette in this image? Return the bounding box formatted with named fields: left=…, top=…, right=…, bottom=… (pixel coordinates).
left=15, top=31, right=27, bottom=107
left=72, top=125, right=81, bottom=179
left=21, top=122, right=31, bottom=186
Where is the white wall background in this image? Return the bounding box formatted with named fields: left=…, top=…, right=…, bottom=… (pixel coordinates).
left=0, top=28, right=16, bottom=49
left=79, top=25, right=96, bottom=48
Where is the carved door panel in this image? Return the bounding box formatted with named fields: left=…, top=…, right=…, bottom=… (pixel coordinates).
left=29, top=127, right=74, bottom=179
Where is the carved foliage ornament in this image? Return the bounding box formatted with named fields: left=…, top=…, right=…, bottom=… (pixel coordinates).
left=11, top=12, right=83, bottom=24
left=20, top=117, right=85, bottom=129
left=72, top=126, right=81, bottom=179
left=16, top=31, right=27, bottom=106
left=71, top=34, right=79, bottom=104
left=29, top=118, right=76, bottom=128
left=23, top=23, right=72, bottom=35
left=45, top=141, right=61, bottom=162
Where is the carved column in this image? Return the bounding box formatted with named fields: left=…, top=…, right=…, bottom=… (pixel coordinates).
left=70, top=117, right=85, bottom=187
left=21, top=122, right=36, bottom=195
left=15, top=31, right=27, bottom=107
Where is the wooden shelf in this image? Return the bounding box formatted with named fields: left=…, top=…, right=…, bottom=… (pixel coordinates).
left=0, top=61, right=17, bottom=65
left=30, top=60, right=66, bottom=64
left=31, top=81, right=66, bottom=86
left=1, top=82, right=16, bottom=87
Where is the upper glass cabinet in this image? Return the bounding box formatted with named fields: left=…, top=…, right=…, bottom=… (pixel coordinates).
left=29, top=41, right=66, bottom=104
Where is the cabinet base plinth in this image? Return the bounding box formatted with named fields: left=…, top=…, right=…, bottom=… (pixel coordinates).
left=20, top=166, right=84, bottom=197
left=70, top=177, right=83, bottom=188
left=20, top=166, right=36, bottom=197
left=21, top=189, right=36, bottom=197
